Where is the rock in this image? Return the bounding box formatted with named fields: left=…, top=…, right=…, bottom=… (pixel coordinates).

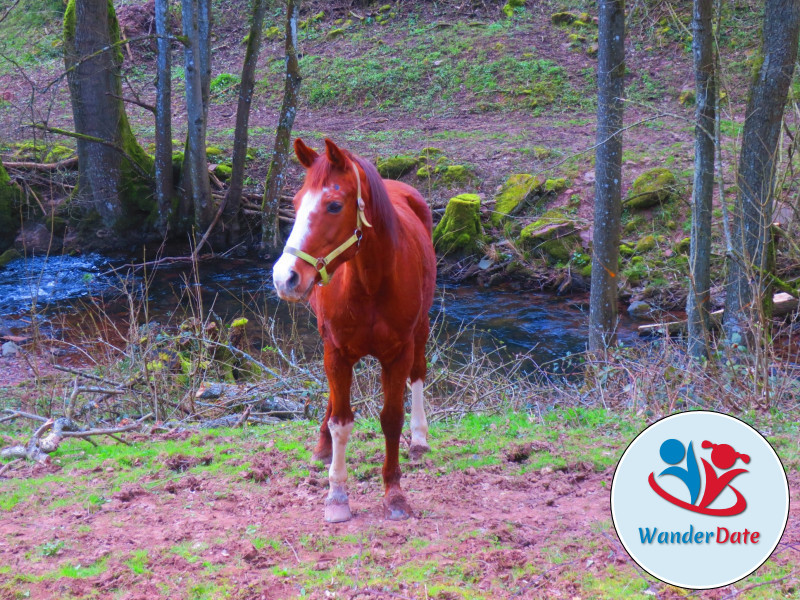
left=679, top=89, right=696, bottom=106
left=213, top=164, right=232, bottom=180
left=205, top=146, right=224, bottom=158
left=326, top=27, right=344, bottom=39
left=440, top=165, right=470, bottom=185
left=15, top=223, right=62, bottom=254
left=433, top=194, right=483, bottom=256
left=416, top=165, right=432, bottom=179
left=619, top=242, right=635, bottom=256
left=625, top=168, right=679, bottom=209
left=587, top=43, right=599, bottom=57
left=519, top=211, right=581, bottom=262
left=377, top=155, right=418, bottom=179
left=675, top=237, right=691, bottom=255
left=634, top=235, right=656, bottom=254
left=492, top=174, right=543, bottom=226
left=551, top=11, right=577, bottom=25
left=628, top=301, right=652, bottom=319
left=502, top=0, right=525, bottom=17
left=2, top=341, right=20, bottom=357
left=544, top=178, right=567, bottom=193
left=0, top=248, right=21, bottom=267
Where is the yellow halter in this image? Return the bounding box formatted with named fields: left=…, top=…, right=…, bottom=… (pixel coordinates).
left=283, top=163, right=373, bottom=286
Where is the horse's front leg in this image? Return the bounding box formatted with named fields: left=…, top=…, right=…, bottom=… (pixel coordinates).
left=380, top=346, right=415, bottom=520
left=322, top=344, right=356, bottom=523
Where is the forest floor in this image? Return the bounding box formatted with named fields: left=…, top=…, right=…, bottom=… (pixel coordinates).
left=2, top=400, right=800, bottom=600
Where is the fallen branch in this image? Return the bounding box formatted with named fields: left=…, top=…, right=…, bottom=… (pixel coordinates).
left=3, top=157, right=79, bottom=171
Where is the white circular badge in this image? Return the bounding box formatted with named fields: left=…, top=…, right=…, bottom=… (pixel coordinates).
left=611, top=411, right=789, bottom=589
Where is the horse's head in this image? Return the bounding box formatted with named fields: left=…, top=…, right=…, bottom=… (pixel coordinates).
left=273, top=138, right=370, bottom=301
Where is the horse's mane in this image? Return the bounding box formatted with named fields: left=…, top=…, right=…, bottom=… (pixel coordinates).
left=306, top=150, right=399, bottom=246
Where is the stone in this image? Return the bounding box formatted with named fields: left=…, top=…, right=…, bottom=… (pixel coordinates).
left=214, top=164, right=232, bottom=180
left=492, top=174, right=543, bottom=226
left=551, top=11, right=577, bottom=25
left=2, top=341, right=20, bottom=357
left=625, top=168, right=679, bottom=209
left=544, top=178, right=567, bottom=193
left=519, top=211, right=581, bottom=262
left=628, top=301, right=652, bottom=319
left=675, top=237, right=691, bottom=255
left=15, top=223, right=62, bottom=254
left=377, top=155, right=418, bottom=179
left=634, top=235, right=656, bottom=254
left=0, top=248, right=21, bottom=267
left=679, top=89, right=696, bottom=106
left=432, top=194, right=483, bottom=256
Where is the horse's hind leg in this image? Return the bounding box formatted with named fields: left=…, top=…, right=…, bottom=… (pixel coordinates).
left=408, top=320, right=430, bottom=461
left=380, top=347, right=415, bottom=520
left=312, top=399, right=333, bottom=465
left=322, top=346, right=355, bottom=523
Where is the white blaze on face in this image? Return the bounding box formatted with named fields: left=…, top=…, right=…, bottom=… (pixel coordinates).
left=328, top=419, right=353, bottom=485
left=410, top=379, right=428, bottom=447
left=272, top=189, right=323, bottom=291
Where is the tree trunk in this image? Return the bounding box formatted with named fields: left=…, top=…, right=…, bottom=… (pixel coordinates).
left=261, top=0, right=301, bottom=253
left=224, top=0, right=267, bottom=243
left=154, top=0, right=173, bottom=236
left=588, top=0, right=625, bottom=353
left=63, top=0, right=153, bottom=232
left=722, top=0, right=800, bottom=344
left=182, top=0, right=213, bottom=232
left=687, top=0, right=716, bottom=358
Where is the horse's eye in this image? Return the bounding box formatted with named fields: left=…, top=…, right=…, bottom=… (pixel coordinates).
left=327, top=202, right=343, bottom=214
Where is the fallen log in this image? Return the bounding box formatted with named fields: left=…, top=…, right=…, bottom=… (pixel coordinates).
left=638, top=292, right=799, bottom=337
left=3, top=157, right=79, bottom=171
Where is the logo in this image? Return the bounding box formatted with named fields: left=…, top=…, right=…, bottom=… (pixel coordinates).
left=611, top=411, right=789, bottom=589
left=648, top=439, right=750, bottom=516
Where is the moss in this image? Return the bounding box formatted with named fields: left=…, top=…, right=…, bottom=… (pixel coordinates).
left=377, top=155, right=418, bottom=179
left=432, top=194, right=483, bottom=256
left=544, top=178, right=567, bottom=193
left=326, top=28, right=344, bottom=39
left=551, top=11, right=577, bottom=25
left=0, top=248, right=21, bottom=267
left=419, top=147, right=444, bottom=157
left=579, top=263, right=592, bottom=277
left=246, top=147, right=257, bottom=161
left=679, top=89, right=696, bottom=106
left=533, top=146, right=556, bottom=160
left=0, top=162, right=22, bottom=252
left=205, top=146, right=224, bottom=158
left=634, top=235, right=656, bottom=254
left=379, top=4, right=392, bottom=12
left=674, top=237, right=691, bottom=255
left=625, top=168, right=679, bottom=209
left=45, top=216, right=67, bottom=236
left=11, top=141, right=46, bottom=162
left=623, top=214, right=646, bottom=233
left=229, top=317, right=249, bottom=328
left=44, top=145, right=75, bottom=163
left=416, top=165, right=432, bottom=179
left=440, top=165, right=470, bottom=185
left=619, top=242, right=634, bottom=256
left=492, top=174, right=542, bottom=226
left=214, top=165, right=232, bottom=180
left=264, top=26, right=281, bottom=40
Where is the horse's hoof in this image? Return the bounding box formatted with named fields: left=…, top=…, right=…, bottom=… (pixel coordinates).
left=383, top=493, right=412, bottom=520
left=324, top=501, right=352, bottom=523
left=312, top=450, right=332, bottom=466
left=408, top=442, right=430, bottom=461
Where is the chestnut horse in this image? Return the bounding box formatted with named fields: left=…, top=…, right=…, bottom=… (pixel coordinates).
left=272, top=138, right=436, bottom=522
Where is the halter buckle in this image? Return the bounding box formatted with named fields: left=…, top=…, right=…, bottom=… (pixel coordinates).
left=315, top=256, right=328, bottom=271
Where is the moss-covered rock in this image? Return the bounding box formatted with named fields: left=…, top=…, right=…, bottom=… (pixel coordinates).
left=544, top=178, right=567, bottom=193
left=44, top=145, right=75, bottom=163
left=440, top=165, right=470, bottom=185
left=0, top=248, right=21, bottom=267
left=674, top=237, right=691, bottom=255
left=433, top=194, right=483, bottom=256
left=214, top=164, right=232, bottom=180
left=44, top=215, right=67, bottom=236
left=551, top=11, right=577, bottom=25
left=619, top=242, right=635, bottom=256
left=11, top=141, right=46, bottom=161
left=502, top=0, right=525, bottom=17
left=623, top=214, right=646, bottom=233
left=205, top=146, right=224, bottom=158
left=419, top=147, right=445, bottom=158
left=679, top=89, right=696, bottom=106
left=377, top=155, right=418, bottom=179
left=519, top=211, right=581, bottom=262
left=0, top=162, right=22, bottom=252
left=326, top=27, right=344, bottom=39
left=634, top=234, right=656, bottom=254
left=416, top=165, right=432, bottom=179
left=625, top=168, right=679, bottom=209
left=264, top=26, right=281, bottom=40
left=492, top=174, right=542, bottom=226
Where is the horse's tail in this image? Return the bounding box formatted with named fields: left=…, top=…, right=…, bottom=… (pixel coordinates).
left=405, top=188, right=433, bottom=235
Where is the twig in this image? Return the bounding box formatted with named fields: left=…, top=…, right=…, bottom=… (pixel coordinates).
left=0, top=459, right=21, bottom=477
left=3, top=157, right=78, bottom=171
left=284, top=538, right=301, bottom=564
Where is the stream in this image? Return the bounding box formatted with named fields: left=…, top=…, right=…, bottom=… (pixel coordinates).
left=0, top=253, right=641, bottom=367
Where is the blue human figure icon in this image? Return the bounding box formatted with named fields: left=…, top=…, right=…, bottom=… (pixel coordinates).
left=658, top=438, right=701, bottom=505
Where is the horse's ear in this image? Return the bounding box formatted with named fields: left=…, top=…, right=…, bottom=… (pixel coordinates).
left=294, top=138, right=318, bottom=169
left=324, top=138, right=348, bottom=170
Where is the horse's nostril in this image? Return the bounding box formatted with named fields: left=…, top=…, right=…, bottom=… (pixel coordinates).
left=287, top=270, right=300, bottom=289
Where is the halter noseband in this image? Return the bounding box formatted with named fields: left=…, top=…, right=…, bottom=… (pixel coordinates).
left=283, top=163, right=373, bottom=286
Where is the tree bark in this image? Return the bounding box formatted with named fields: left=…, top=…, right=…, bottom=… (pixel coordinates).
left=588, top=0, right=625, bottom=353
left=224, top=0, right=267, bottom=243
left=154, top=0, right=173, bottom=235
left=182, top=0, right=213, bottom=232
left=63, top=0, right=153, bottom=231
left=722, top=0, right=800, bottom=344
left=687, top=0, right=716, bottom=358
left=261, top=0, right=301, bottom=252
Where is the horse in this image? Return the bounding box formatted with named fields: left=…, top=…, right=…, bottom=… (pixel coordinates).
left=272, top=138, right=437, bottom=522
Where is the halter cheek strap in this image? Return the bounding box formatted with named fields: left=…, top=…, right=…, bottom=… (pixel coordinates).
left=283, top=163, right=373, bottom=286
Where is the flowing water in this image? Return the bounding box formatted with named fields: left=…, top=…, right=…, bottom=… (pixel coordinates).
left=0, top=253, right=641, bottom=367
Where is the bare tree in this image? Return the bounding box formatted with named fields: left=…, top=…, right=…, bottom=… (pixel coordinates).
left=154, top=0, right=173, bottom=235
left=224, top=0, right=267, bottom=243
left=181, top=0, right=213, bottom=231
left=723, top=0, right=800, bottom=344
left=687, top=0, right=716, bottom=358
left=63, top=0, right=153, bottom=230
left=261, top=0, right=301, bottom=252
left=588, top=0, right=625, bottom=353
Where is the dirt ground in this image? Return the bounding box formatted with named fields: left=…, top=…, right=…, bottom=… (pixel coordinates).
left=1, top=425, right=799, bottom=600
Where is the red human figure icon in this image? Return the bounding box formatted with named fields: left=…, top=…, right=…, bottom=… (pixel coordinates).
left=698, top=441, right=750, bottom=510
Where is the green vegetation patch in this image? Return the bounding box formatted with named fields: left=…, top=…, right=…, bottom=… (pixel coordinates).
left=433, top=193, right=483, bottom=256
left=625, top=168, right=679, bottom=210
